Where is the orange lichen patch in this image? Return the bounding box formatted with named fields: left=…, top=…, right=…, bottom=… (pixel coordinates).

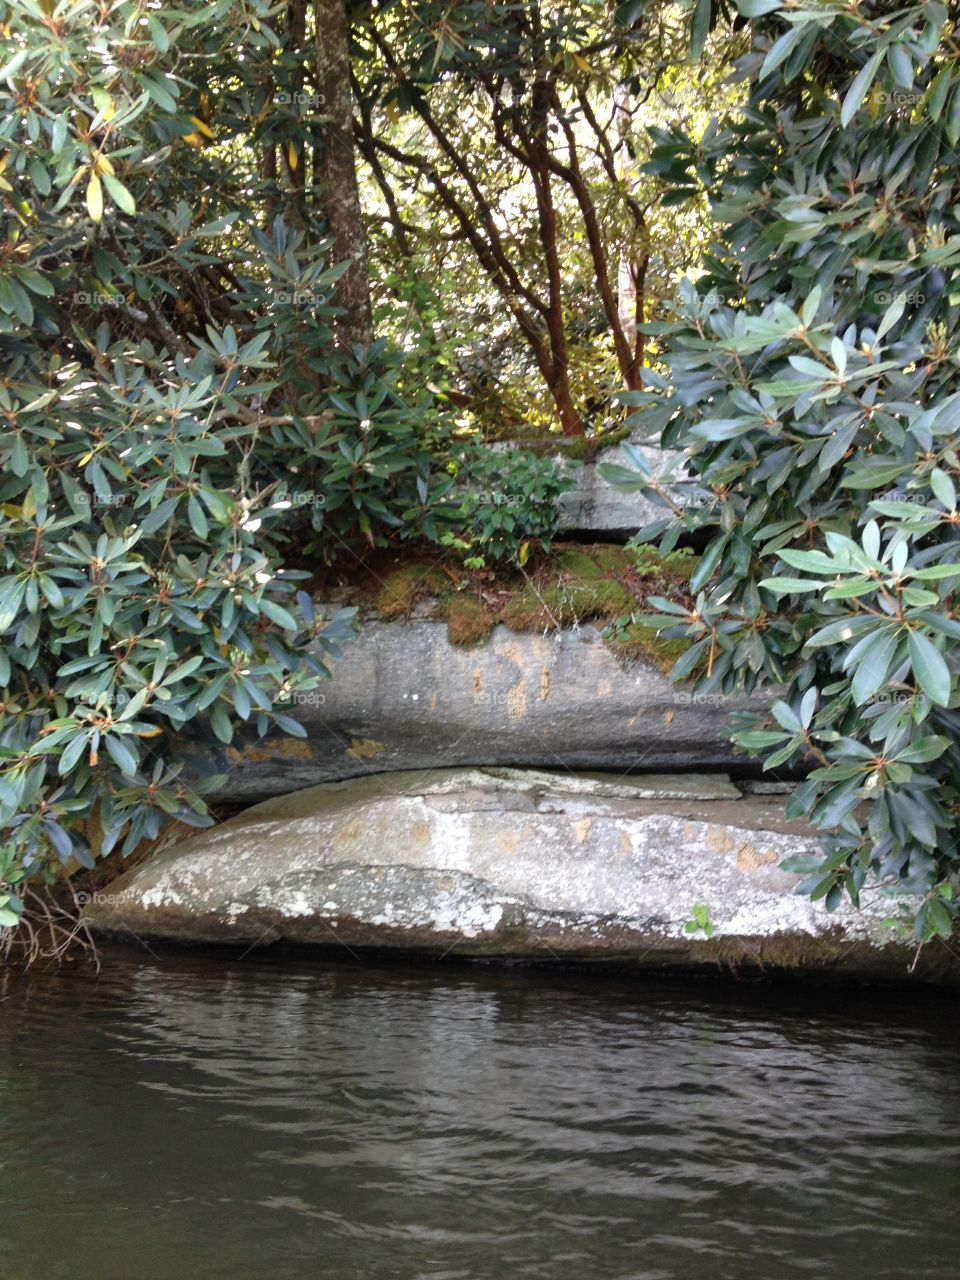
left=346, top=737, right=386, bottom=760
left=737, top=843, right=778, bottom=873
left=706, top=828, right=737, bottom=855
left=573, top=817, right=593, bottom=845
left=226, top=738, right=313, bottom=764
left=539, top=666, right=550, bottom=702
left=505, top=681, right=527, bottom=721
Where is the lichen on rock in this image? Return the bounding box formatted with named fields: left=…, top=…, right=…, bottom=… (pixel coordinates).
left=82, top=767, right=954, bottom=984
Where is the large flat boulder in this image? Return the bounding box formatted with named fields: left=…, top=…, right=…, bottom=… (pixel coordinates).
left=84, top=767, right=951, bottom=983
left=182, top=620, right=766, bottom=802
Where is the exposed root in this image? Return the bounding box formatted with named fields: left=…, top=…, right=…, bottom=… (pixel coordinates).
left=0, top=885, right=100, bottom=971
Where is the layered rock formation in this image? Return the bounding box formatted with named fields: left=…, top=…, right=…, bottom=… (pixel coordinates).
left=85, top=456, right=953, bottom=984
left=84, top=767, right=951, bottom=982
left=183, top=621, right=766, bottom=803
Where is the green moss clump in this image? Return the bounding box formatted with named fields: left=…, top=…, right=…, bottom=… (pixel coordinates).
left=605, top=620, right=689, bottom=675
left=545, top=579, right=635, bottom=624
left=375, top=563, right=448, bottom=621
left=500, top=558, right=635, bottom=633
left=583, top=545, right=624, bottom=574
left=632, top=543, right=696, bottom=581
left=364, top=541, right=699, bottom=675
left=560, top=424, right=633, bottom=462
left=446, top=594, right=496, bottom=646
left=500, top=543, right=696, bottom=671
left=560, top=544, right=634, bottom=576
left=482, top=424, right=633, bottom=462
left=553, top=546, right=606, bottom=577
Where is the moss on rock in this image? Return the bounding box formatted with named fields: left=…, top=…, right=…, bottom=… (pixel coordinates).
left=446, top=594, right=497, bottom=646
left=446, top=542, right=697, bottom=670
left=375, top=564, right=448, bottom=621
left=336, top=542, right=698, bottom=673
left=500, top=577, right=634, bottom=632
left=485, top=424, right=633, bottom=461
left=559, top=425, right=633, bottom=462
left=605, top=620, right=690, bottom=676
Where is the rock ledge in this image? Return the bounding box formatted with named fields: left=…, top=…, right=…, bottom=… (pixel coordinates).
left=84, top=767, right=953, bottom=984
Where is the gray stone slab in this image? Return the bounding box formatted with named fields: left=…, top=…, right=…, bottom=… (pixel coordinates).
left=182, top=620, right=768, bottom=802
left=84, top=767, right=944, bottom=982
left=556, top=441, right=704, bottom=536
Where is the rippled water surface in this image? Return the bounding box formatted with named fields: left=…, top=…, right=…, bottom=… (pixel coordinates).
left=1, top=952, right=958, bottom=1279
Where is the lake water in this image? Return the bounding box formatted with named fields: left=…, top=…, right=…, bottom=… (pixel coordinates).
left=1, top=951, right=958, bottom=1279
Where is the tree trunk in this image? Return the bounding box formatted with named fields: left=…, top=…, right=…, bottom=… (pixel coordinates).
left=261, top=142, right=278, bottom=225
left=553, top=380, right=583, bottom=437
left=313, top=0, right=373, bottom=350
left=612, top=79, right=641, bottom=388
left=282, top=0, right=309, bottom=231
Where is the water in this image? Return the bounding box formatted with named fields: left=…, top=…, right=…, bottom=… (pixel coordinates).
left=1, top=952, right=957, bottom=1280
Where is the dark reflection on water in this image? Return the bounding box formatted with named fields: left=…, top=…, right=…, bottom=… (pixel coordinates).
left=0, top=952, right=958, bottom=1280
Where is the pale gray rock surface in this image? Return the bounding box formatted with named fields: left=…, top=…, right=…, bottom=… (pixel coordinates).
left=85, top=767, right=949, bottom=982
left=182, top=621, right=767, bottom=802
left=556, top=440, right=702, bottom=536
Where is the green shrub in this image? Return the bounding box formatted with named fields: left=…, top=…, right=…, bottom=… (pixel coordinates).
left=0, top=0, right=453, bottom=897
left=227, top=220, right=458, bottom=554
left=0, top=0, right=578, bottom=906
left=603, top=0, right=960, bottom=940
left=0, top=338, right=358, bottom=873
left=445, top=441, right=576, bottom=566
